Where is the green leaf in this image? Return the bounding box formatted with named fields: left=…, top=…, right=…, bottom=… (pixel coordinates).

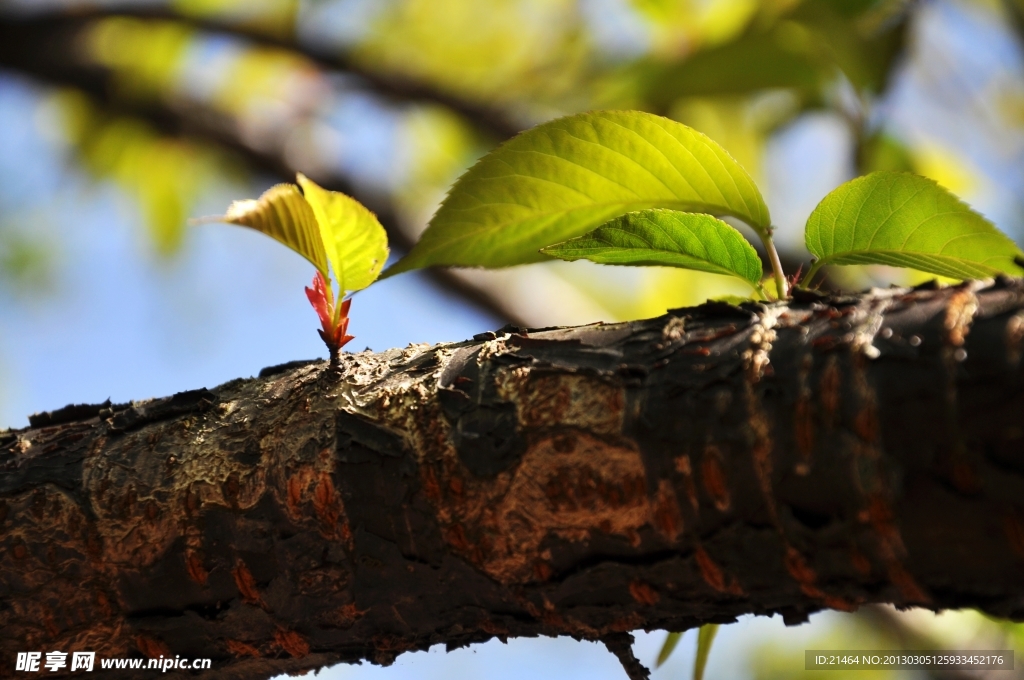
left=541, top=210, right=762, bottom=287
left=788, top=0, right=909, bottom=94
left=637, top=0, right=910, bottom=109
left=694, top=624, right=719, bottom=680
left=805, top=172, right=1024, bottom=280
left=655, top=631, right=682, bottom=668
left=297, top=174, right=389, bottom=293
left=216, top=183, right=329, bottom=276
left=857, top=133, right=914, bottom=175
left=203, top=177, right=389, bottom=295
left=385, top=110, right=769, bottom=276
left=641, top=30, right=827, bottom=107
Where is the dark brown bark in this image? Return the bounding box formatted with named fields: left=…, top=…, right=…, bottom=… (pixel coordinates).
left=3, top=280, right=1024, bottom=679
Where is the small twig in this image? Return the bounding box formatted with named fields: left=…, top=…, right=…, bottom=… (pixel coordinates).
left=759, top=230, right=789, bottom=300
left=602, top=633, right=651, bottom=680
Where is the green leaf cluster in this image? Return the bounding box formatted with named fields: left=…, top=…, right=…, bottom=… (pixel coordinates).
left=385, top=110, right=1023, bottom=300
left=211, top=109, right=1024, bottom=353
left=207, top=174, right=389, bottom=295
left=384, top=110, right=770, bottom=276
left=622, top=0, right=910, bottom=112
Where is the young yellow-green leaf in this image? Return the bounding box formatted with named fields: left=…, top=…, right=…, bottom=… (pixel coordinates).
left=805, top=172, right=1024, bottom=280
left=541, top=210, right=762, bottom=287
left=218, top=183, right=329, bottom=276
left=694, top=624, right=719, bottom=680
left=655, top=631, right=682, bottom=668
left=297, top=174, right=389, bottom=293
left=385, top=110, right=769, bottom=276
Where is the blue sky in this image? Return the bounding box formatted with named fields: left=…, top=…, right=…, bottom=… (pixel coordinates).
left=0, top=74, right=497, bottom=428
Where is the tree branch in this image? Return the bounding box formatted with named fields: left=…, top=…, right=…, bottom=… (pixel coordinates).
left=3, top=280, right=1024, bottom=678
left=0, top=7, right=525, bottom=141
left=602, top=633, right=651, bottom=680
left=0, top=8, right=820, bottom=326
left=0, top=11, right=531, bottom=327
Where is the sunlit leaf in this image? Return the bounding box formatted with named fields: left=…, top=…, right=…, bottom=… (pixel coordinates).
left=637, top=0, right=909, bottom=108
left=788, top=0, right=908, bottom=93
left=171, top=0, right=299, bottom=36
left=85, top=18, right=193, bottom=101
left=355, top=0, right=586, bottom=103
left=655, top=631, right=682, bottom=668
left=542, top=210, right=762, bottom=287
left=805, top=172, right=1024, bottom=280
left=393, top=106, right=481, bottom=226
left=857, top=132, right=914, bottom=175
left=909, top=142, right=978, bottom=197
left=216, top=183, right=329, bottom=276
left=694, top=623, right=719, bottom=680
left=668, top=92, right=797, bottom=188
left=212, top=48, right=318, bottom=118
left=641, top=28, right=827, bottom=107
left=0, top=226, right=54, bottom=296
left=52, top=91, right=220, bottom=257
left=386, top=110, right=769, bottom=276
left=297, top=174, right=389, bottom=293
left=629, top=0, right=758, bottom=51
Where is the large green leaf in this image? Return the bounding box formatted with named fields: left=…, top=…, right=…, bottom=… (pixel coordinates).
left=542, top=210, right=762, bottom=286
left=297, top=174, right=389, bottom=293
left=805, top=172, right=1024, bottom=280
left=385, top=110, right=769, bottom=276
left=218, top=183, right=329, bottom=276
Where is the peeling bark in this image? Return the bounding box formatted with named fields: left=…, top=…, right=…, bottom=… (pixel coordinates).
left=3, top=280, right=1024, bottom=679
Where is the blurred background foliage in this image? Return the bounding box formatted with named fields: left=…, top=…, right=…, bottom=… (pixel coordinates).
left=4, top=0, right=1024, bottom=325
left=1, top=0, right=1024, bottom=677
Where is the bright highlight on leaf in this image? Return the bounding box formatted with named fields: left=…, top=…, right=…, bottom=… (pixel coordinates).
left=218, top=183, right=329, bottom=276
left=542, top=209, right=763, bottom=289
left=298, top=174, right=389, bottom=293
left=804, top=171, right=1024, bottom=282
left=202, top=175, right=388, bottom=362
left=385, top=110, right=770, bottom=276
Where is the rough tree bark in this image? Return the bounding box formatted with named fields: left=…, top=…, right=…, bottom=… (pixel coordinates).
left=3, top=280, right=1024, bottom=679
